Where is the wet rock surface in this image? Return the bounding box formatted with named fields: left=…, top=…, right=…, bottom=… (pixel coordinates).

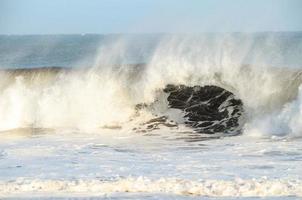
left=164, top=84, right=244, bottom=135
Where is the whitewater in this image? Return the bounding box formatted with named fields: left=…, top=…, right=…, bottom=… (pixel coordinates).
left=0, top=33, right=302, bottom=199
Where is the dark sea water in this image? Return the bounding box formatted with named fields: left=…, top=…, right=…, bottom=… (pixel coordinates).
left=0, top=34, right=161, bottom=68
left=0, top=33, right=301, bottom=68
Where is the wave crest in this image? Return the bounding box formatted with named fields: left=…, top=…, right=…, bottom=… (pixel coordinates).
left=0, top=35, right=302, bottom=137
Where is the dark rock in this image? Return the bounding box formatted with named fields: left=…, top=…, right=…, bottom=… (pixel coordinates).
left=164, top=84, right=244, bottom=135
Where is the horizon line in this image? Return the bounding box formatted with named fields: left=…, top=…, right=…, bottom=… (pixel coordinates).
left=1, top=31, right=302, bottom=36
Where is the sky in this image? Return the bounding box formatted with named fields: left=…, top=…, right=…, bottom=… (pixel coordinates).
left=0, top=0, right=301, bottom=34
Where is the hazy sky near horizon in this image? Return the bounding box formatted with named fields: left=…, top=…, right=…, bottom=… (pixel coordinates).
left=0, top=0, right=301, bottom=34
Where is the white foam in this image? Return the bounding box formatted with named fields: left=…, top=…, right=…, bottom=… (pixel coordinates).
left=0, top=70, right=136, bottom=132
left=1, top=177, right=301, bottom=197
left=244, top=85, right=302, bottom=138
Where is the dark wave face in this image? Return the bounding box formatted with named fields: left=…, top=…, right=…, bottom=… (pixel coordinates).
left=164, top=85, right=244, bottom=135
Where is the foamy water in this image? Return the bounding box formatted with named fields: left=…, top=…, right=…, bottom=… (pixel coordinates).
left=1, top=131, right=302, bottom=198
left=2, top=177, right=302, bottom=197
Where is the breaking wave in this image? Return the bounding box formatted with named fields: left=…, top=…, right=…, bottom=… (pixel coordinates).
left=1, top=177, right=302, bottom=197
left=0, top=34, right=302, bottom=137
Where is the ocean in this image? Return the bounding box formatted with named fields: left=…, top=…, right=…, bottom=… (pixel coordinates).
left=0, top=33, right=302, bottom=199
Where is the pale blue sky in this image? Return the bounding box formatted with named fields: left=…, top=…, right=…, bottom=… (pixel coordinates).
left=0, top=0, right=301, bottom=34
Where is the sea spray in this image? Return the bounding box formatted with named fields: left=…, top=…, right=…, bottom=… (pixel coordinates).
left=0, top=34, right=301, bottom=137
